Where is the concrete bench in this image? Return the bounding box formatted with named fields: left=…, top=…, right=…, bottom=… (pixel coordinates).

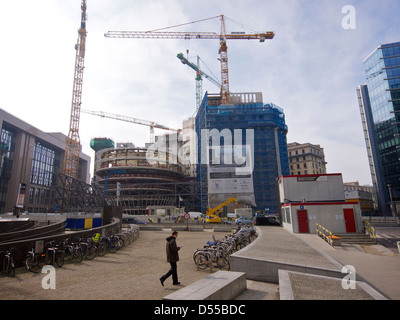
left=163, top=271, right=247, bottom=300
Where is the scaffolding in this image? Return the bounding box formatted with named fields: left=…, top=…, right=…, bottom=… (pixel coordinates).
left=195, top=92, right=289, bottom=213
left=54, top=173, right=105, bottom=212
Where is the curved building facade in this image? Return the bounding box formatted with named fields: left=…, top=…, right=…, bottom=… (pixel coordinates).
left=93, top=144, right=185, bottom=215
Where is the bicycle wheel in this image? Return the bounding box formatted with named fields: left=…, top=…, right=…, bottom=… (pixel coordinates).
left=2, top=257, right=6, bottom=275
left=73, top=248, right=83, bottom=263
left=25, top=255, right=40, bottom=273
left=97, top=243, right=107, bottom=256
left=108, top=240, right=119, bottom=253
left=45, top=251, right=54, bottom=265
left=217, top=257, right=230, bottom=271
left=64, top=247, right=73, bottom=261
left=55, top=252, right=64, bottom=267
left=85, top=245, right=97, bottom=260
left=10, top=259, right=15, bottom=277
left=194, top=252, right=209, bottom=270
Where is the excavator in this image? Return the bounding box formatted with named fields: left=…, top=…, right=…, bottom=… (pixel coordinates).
left=205, top=197, right=238, bottom=223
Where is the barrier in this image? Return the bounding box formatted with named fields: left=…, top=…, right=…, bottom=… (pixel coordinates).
left=363, top=220, right=377, bottom=244
left=0, top=218, right=122, bottom=267
left=362, top=216, right=396, bottom=224
left=316, top=223, right=341, bottom=246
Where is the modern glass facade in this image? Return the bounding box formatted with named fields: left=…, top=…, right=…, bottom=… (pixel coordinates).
left=0, top=126, right=16, bottom=213
left=195, top=92, right=289, bottom=214
left=0, top=109, right=91, bottom=214
left=358, top=41, right=400, bottom=216
left=30, top=142, right=59, bottom=186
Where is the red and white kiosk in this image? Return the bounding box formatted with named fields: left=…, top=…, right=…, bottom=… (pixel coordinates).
left=279, top=174, right=363, bottom=234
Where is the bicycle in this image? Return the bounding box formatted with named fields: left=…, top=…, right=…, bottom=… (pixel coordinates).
left=44, top=241, right=65, bottom=267
left=193, top=245, right=230, bottom=271
left=77, top=237, right=98, bottom=260
left=63, top=239, right=83, bottom=263
left=25, top=248, right=44, bottom=273
left=2, top=248, right=16, bottom=277
left=100, top=235, right=121, bottom=254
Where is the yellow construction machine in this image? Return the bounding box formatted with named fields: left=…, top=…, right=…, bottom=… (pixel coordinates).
left=205, top=197, right=238, bottom=223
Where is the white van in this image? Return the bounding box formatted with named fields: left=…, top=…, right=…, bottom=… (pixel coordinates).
left=227, top=213, right=240, bottom=221
left=187, top=212, right=204, bottom=221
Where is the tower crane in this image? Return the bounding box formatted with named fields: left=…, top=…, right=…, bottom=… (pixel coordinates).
left=81, top=109, right=181, bottom=143
left=105, top=15, right=274, bottom=105
left=63, top=0, right=87, bottom=179
left=177, top=53, right=221, bottom=110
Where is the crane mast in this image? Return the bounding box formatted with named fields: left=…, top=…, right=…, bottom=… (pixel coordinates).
left=105, top=15, right=274, bottom=105
left=219, top=15, right=229, bottom=104
left=63, top=0, right=87, bottom=179
left=177, top=53, right=221, bottom=109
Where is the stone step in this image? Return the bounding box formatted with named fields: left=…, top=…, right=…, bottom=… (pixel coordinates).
left=335, top=234, right=376, bottom=245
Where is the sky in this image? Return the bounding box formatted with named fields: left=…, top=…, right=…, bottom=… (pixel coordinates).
left=0, top=0, right=399, bottom=185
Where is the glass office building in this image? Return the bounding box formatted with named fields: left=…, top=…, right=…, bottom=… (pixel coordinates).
left=0, top=109, right=90, bottom=213
left=357, top=41, right=400, bottom=216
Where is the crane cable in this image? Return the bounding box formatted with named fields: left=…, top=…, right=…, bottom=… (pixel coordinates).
left=147, top=15, right=222, bottom=32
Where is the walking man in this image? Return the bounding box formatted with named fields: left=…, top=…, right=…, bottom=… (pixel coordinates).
left=160, top=231, right=182, bottom=286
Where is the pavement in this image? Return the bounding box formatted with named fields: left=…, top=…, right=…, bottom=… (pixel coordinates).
left=1, top=224, right=399, bottom=300
left=233, top=225, right=400, bottom=300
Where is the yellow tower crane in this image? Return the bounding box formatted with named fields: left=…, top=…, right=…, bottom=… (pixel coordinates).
left=63, top=0, right=87, bottom=179
left=104, top=15, right=274, bottom=105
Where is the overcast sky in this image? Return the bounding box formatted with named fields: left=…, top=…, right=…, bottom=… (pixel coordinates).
left=1, top=0, right=399, bottom=185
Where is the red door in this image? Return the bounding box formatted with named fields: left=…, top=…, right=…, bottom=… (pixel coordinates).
left=297, top=210, right=309, bottom=233
left=344, top=209, right=356, bottom=233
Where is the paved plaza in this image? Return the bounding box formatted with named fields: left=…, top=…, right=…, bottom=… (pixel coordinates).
left=1, top=226, right=399, bottom=300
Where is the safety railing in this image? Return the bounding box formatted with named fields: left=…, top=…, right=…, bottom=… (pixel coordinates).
left=316, top=223, right=341, bottom=246
left=363, top=220, right=377, bottom=244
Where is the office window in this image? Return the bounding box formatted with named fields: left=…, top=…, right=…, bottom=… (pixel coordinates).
left=30, top=142, right=56, bottom=186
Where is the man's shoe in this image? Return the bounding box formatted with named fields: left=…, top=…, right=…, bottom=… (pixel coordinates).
left=173, top=282, right=181, bottom=285
left=160, top=278, right=165, bottom=286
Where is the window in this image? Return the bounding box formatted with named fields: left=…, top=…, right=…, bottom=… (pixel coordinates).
left=30, top=142, right=57, bottom=186
left=0, top=126, right=16, bottom=213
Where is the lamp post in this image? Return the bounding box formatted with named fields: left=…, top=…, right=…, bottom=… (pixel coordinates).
left=387, top=184, right=396, bottom=219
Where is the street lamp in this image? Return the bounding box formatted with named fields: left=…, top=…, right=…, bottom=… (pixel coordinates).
left=387, top=184, right=396, bottom=219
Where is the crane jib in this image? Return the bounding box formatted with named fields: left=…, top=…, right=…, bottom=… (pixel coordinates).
left=104, top=31, right=274, bottom=41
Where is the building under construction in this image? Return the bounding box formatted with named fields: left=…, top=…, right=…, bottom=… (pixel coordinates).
left=195, top=92, right=289, bottom=214
left=91, top=138, right=188, bottom=215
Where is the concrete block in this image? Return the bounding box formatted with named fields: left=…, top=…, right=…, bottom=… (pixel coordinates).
left=163, top=271, right=246, bottom=300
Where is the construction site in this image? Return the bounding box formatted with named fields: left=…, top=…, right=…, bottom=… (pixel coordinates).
left=1, top=1, right=289, bottom=219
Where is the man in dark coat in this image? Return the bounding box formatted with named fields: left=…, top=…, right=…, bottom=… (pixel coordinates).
left=160, top=231, right=182, bottom=286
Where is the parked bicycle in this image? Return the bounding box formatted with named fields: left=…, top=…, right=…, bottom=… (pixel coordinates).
left=2, top=248, right=16, bottom=277
left=63, top=239, right=83, bottom=263
left=193, top=225, right=257, bottom=271
left=193, top=245, right=230, bottom=271
left=77, top=237, right=98, bottom=260
left=44, top=240, right=65, bottom=267
left=97, top=235, right=121, bottom=255
left=25, top=247, right=44, bottom=273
